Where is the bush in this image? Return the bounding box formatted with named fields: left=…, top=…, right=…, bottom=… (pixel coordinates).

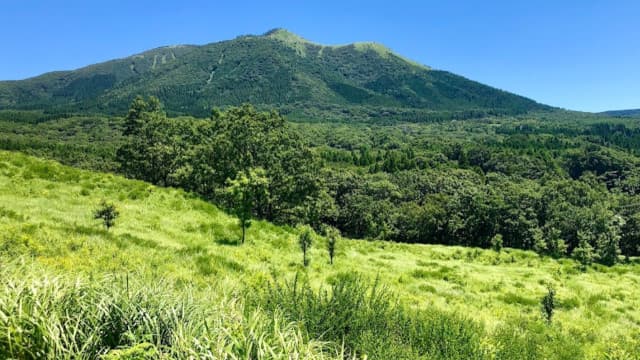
left=323, top=225, right=340, bottom=265
left=491, top=234, right=504, bottom=252
left=541, top=286, right=556, bottom=323
left=298, top=227, right=314, bottom=266
left=94, top=200, right=119, bottom=230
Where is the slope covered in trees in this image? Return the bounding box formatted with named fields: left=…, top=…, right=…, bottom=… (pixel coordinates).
left=34, top=98, right=631, bottom=267
left=0, top=29, right=547, bottom=119
left=603, top=109, right=640, bottom=118
left=2, top=100, right=640, bottom=265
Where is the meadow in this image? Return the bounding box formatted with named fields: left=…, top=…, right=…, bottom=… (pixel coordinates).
left=1, top=150, right=639, bottom=358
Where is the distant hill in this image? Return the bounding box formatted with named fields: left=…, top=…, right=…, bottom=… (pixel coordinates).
left=602, top=109, right=640, bottom=118
left=0, top=28, right=548, bottom=119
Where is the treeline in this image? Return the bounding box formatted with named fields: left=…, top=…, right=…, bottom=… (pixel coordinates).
left=0, top=110, right=75, bottom=124
left=282, top=103, right=532, bottom=124
left=0, top=115, right=122, bottom=171
left=323, top=168, right=638, bottom=265
left=112, top=97, right=640, bottom=265
left=498, top=121, right=640, bottom=155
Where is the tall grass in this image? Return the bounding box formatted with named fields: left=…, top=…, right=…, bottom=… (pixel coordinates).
left=0, top=265, right=637, bottom=359
left=251, top=273, right=485, bottom=359
left=0, top=264, right=338, bottom=359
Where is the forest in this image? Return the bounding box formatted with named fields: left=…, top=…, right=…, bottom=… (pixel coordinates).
left=2, top=98, right=640, bottom=266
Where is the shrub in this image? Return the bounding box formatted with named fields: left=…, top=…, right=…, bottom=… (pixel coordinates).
left=323, top=225, right=340, bottom=265
left=541, top=286, right=556, bottom=323
left=94, top=200, right=119, bottom=230
left=298, top=228, right=314, bottom=266
left=491, top=234, right=504, bottom=252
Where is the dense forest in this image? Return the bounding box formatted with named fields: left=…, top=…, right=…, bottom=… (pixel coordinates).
left=2, top=98, right=640, bottom=266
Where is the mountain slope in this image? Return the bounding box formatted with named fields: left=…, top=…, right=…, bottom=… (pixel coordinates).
left=602, top=109, right=640, bottom=118
left=0, top=29, right=546, bottom=118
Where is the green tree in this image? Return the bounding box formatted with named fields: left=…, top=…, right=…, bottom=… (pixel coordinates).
left=620, top=211, right=640, bottom=259
left=117, top=96, right=174, bottom=184
left=541, top=286, right=556, bottom=323
left=94, top=200, right=119, bottom=230
left=116, top=100, right=323, bottom=229
left=223, top=168, right=269, bottom=244
left=542, top=226, right=568, bottom=258
left=596, top=214, right=624, bottom=266
left=123, top=95, right=161, bottom=136
left=299, top=227, right=314, bottom=266
left=323, top=225, right=340, bottom=265
left=207, top=104, right=322, bottom=223
left=573, top=231, right=595, bottom=268
left=490, top=234, right=503, bottom=252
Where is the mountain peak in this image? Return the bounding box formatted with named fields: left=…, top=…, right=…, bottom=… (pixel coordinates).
left=262, top=28, right=315, bottom=57
left=261, top=29, right=427, bottom=68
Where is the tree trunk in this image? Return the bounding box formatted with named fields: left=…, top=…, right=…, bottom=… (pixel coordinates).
left=241, top=223, right=246, bottom=244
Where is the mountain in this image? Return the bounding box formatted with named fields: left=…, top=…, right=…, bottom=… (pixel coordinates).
left=0, top=29, right=547, bottom=118
left=602, top=109, right=640, bottom=118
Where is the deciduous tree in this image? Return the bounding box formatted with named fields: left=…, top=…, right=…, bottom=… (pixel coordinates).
left=223, top=168, right=269, bottom=244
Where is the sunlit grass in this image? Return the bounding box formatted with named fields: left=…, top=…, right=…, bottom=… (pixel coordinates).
left=1, top=150, right=639, bottom=358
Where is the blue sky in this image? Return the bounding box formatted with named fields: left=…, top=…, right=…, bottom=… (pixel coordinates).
left=1, top=0, right=638, bottom=112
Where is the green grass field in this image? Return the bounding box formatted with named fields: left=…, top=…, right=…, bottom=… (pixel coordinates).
left=1, top=150, right=639, bottom=359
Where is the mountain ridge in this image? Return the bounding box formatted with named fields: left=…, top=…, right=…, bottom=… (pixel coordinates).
left=602, top=108, right=640, bottom=118
left=0, top=29, right=547, bottom=119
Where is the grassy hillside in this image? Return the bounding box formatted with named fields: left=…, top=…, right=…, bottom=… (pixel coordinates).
left=1, top=150, right=640, bottom=358
left=0, top=29, right=546, bottom=119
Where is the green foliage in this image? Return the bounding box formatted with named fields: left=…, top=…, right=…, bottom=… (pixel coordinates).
left=595, top=214, right=624, bottom=265
left=492, top=318, right=585, bottom=360
left=223, top=168, right=269, bottom=244
left=116, top=96, right=176, bottom=186
left=491, top=234, right=504, bottom=253
left=101, top=343, right=159, bottom=360
left=122, top=95, right=161, bottom=136
left=94, top=200, right=119, bottom=230
left=573, top=232, right=595, bottom=268
left=323, top=225, right=340, bottom=264
left=298, top=227, right=314, bottom=266
left=602, top=108, right=640, bottom=118
left=0, top=114, right=122, bottom=171
left=3, top=99, right=640, bottom=265
left=541, top=286, right=556, bottom=323
left=116, top=100, right=323, bottom=228
left=6, top=100, right=640, bottom=264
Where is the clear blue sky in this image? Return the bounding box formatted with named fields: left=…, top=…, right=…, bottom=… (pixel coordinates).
left=1, top=0, right=638, bottom=112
